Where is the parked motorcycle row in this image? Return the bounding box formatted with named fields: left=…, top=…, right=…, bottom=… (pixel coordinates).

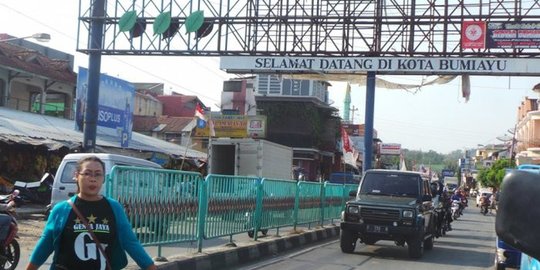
left=0, top=172, right=58, bottom=270
left=0, top=190, right=21, bottom=270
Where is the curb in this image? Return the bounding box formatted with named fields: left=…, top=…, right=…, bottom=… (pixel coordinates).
left=16, top=207, right=46, bottom=220
left=149, top=226, right=340, bottom=270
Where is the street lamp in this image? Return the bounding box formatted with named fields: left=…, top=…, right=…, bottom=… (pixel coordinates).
left=0, top=33, right=51, bottom=43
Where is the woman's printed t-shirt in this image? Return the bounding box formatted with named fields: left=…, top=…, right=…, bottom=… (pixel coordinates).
left=56, top=198, right=116, bottom=270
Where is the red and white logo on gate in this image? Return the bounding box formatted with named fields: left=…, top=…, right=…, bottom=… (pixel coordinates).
left=461, top=21, right=486, bottom=49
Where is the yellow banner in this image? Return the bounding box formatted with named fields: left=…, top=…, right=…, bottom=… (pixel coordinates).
left=194, top=115, right=267, bottom=138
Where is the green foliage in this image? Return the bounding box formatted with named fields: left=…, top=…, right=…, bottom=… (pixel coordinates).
left=402, top=149, right=450, bottom=172
left=443, top=150, right=463, bottom=173
left=379, top=155, right=400, bottom=169
left=400, top=149, right=463, bottom=177
left=477, top=158, right=515, bottom=189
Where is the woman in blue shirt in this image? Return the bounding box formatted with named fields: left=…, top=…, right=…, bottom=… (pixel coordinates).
left=26, top=156, right=157, bottom=270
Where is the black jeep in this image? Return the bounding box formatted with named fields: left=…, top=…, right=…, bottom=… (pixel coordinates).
left=340, top=169, right=437, bottom=258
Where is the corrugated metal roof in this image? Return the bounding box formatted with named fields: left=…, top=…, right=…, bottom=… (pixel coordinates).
left=134, top=115, right=195, bottom=133
left=0, top=107, right=206, bottom=159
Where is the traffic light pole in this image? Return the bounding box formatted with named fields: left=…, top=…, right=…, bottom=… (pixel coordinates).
left=83, top=0, right=105, bottom=152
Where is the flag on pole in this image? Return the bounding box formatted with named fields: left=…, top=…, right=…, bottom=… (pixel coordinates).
left=399, top=153, right=408, bottom=171
left=341, top=126, right=353, bottom=153
left=195, top=103, right=207, bottom=121
left=341, top=126, right=358, bottom=168
left=208, top=119, right=216, bottom=137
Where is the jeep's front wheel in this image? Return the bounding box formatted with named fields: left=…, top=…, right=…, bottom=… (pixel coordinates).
left=340, top=229, right=357, bottom=253
left=424, top=235, right=434, bottom=250
left=407, top=235, right=424, bottom=259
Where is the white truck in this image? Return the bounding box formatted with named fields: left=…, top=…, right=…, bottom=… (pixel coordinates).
left=443, top=176, right=460, bottom=192
left=46, top=153, right=162, bottom=219
left=207, top=138, right=293, bottom=180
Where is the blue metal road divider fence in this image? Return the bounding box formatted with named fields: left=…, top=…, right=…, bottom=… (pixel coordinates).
left=106, top=167, right=358, bottom=256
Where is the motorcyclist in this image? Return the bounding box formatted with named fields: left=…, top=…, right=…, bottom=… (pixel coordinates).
left=492, top=187, right=499, bottom=213
left=479, top=193, right=491, bottom=213
left=451, top=189, right=466, bottom=215
left=440, top=189, right=453, bottom=231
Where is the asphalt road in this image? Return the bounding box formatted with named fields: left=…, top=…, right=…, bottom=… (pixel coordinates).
left=237, top=205, right=498, bottom=270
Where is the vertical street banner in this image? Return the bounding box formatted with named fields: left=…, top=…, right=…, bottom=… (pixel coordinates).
left=462, top=21, right=487, bottom=49
left=76, top=67, right=135, bottom=147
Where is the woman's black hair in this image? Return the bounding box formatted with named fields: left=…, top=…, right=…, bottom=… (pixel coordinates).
left=76, top=156, right=105, bottom=173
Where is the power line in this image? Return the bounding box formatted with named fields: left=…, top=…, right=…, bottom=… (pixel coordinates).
left=0, top=2, right=226, bottom=105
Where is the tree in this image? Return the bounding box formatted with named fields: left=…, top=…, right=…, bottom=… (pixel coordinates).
left=402, top=149, right=449, bottom=172
left=477, top=158, right=514, bottom=189
left=443, top=150, right=462, bottom=173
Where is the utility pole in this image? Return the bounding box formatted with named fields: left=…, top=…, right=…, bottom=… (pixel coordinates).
left=83, top=0, right=105, bottom=152
left=509, top=125, right=517, bottom=165
left=350, top=105, right=358, bottom=124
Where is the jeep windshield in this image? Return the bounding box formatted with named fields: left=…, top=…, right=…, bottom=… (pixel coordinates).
left=359, top=173, right=420, bottom=197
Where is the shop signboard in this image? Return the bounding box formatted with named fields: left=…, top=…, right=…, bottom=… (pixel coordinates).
left=194, top=114, right=267, bottom=138
left=380, top=143, right=401, bottom=155
left=342, top=124, right=378, bottom=138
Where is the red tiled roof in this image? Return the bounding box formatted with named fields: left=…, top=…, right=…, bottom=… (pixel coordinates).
left=0, top=39, right=76, bottom=84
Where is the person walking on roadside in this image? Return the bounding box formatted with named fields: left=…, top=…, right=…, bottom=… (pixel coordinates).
left=25, top=155, right=157, bottom=270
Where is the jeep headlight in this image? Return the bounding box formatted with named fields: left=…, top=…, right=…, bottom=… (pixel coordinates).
left=403, top=210, right=414, bottom=218
left=348, top=205, right=360, bottom=214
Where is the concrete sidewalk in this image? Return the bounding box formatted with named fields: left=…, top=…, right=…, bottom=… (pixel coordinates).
left=127, top=226, right=340, bottom=270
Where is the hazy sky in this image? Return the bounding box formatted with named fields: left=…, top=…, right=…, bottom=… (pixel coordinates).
left=2, top=1, right=538, bottom=154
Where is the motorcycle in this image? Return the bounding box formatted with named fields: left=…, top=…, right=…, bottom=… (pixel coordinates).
left=0, top=191, right=23, bottom=208
left=434, top=207, right=448, bottom=237
left=0, top=198, right=20, bottom=270
left=451, top=200, right=461, bottom=220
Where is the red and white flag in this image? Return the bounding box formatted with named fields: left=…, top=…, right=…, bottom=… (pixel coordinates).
left=341, top=126, right=353, bottom=153
left=208, top=119, right=216, bottom=137
left=341, top=126, right=358, bottom=168
left=195, top=103, right=207, bottom=121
